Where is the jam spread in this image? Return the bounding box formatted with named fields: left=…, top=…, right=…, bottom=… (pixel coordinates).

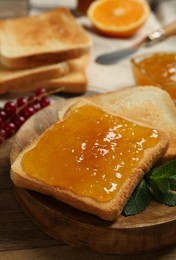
left=21, top=104, right=161, bottom=202
left=132, top=53, right=176, bottom=101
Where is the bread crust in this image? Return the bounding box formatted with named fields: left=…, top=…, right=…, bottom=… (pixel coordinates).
left=11, top=99, right=169, bottom=221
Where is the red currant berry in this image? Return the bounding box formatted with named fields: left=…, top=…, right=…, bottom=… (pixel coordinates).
left=33, top=102, right=41, bottom=112
left=0, top=128, right=7, bottom=139
left=12, top=115, right=25, bottom=129
left=35, top=88, right=47, bottom=96
left=39, top=97, right=50, bottom=108
left=0, top=109, right=7, bottom=121
left=17, top=97, right=27, bottom=107
left=21, top=106, right=35, bottom=119
left=27, top=95, right=36, bottom=104
left=4, top=101, right=17, bottom=116
left=3, top=122, right=16, bottom=137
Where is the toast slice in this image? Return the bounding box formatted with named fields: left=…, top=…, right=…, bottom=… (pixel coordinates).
left=0, top=61, right=69, bottom=94
left=0, top=8, right=92, bottom=69
left=34, top=54, right=90, bottom=93
left=88, top=86, right=176, bottom=162
left=42, top=71, right=87, bottom=94
left=11, top=100, right=169, bottom=221
left=0, top=54, right=89, bottom=94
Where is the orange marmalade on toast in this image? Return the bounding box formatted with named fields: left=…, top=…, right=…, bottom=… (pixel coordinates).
left=21, top=104, right=161, bottom=202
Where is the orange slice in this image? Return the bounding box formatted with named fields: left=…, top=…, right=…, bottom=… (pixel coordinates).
left=87, top=0, right=150, bottom=37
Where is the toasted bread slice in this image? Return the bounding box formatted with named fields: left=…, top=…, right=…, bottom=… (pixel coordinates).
left=40, top=71, right=87, bottom=94
left=0, top=8, right=91, bottom=69
left=0, top=61, right=69, bottom=94
left=88, top=86, right=176, bottom=162
left=11, top=100, right=169, bottom=221
left=34, top=54, right=90, bottom=93
left=0, top=54, right=89, bottom=94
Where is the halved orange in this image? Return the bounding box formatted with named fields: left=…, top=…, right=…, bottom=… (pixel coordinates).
left=87, top=0, right=150, bottom=37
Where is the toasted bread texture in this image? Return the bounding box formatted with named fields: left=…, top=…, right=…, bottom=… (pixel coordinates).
left=0, top=61, right=69, bottom=94
left=0, top=8, right=91, bottom=69
left=88, top=86, right=176, bottom=162
left=33, top=54, right=90, bottom=93
left=11, top=99, right=169, bottom=221
left=0, top=54, right=89, bottom=94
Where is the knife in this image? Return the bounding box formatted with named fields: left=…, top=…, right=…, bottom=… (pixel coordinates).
left=95, top=20, right=176, bottom=65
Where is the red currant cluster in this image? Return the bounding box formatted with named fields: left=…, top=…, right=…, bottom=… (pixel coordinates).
left=0, top=88, right=51, bottom=144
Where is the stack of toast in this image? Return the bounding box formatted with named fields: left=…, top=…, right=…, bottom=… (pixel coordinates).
left=11, top=86, right=176, bottom=221
left=0, top=7, right=92, bottom=94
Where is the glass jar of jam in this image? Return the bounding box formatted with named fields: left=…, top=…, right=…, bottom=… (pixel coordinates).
left=131, top=52, right=176, bottom=103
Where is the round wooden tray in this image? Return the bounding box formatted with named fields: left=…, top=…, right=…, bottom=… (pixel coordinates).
left=10, top=100, right=176, bottom=255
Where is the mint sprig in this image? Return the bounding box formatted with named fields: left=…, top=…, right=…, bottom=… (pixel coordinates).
left=146, top=160, right=176, bottom=206
left=123, top=179, right=152, bottom=216
left=123, top=160, right=176, bottom=216
left=146, top=160, right=176, bottom=191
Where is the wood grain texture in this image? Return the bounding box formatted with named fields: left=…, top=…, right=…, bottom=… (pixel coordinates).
left=0, top=188, right=60, bottom=252
left=10, top=100, right=176, bottom=255
left=1, top=245, right=176, bottom=260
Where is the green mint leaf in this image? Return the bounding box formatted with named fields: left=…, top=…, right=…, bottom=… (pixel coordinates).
left=146, top=160, right=176, bottom=206
left=153, top=179, right=170, bottom=193
left=150, top=180, right=176, bottom=206
left=123, top=180, right=152, bottom=216
left=148, top=160, right=176, bottom=189
left=170, top=183, right=176, bottom=191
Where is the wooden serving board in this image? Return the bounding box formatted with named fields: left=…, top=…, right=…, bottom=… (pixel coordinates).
left=10, top=100, right=176, bottom=255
